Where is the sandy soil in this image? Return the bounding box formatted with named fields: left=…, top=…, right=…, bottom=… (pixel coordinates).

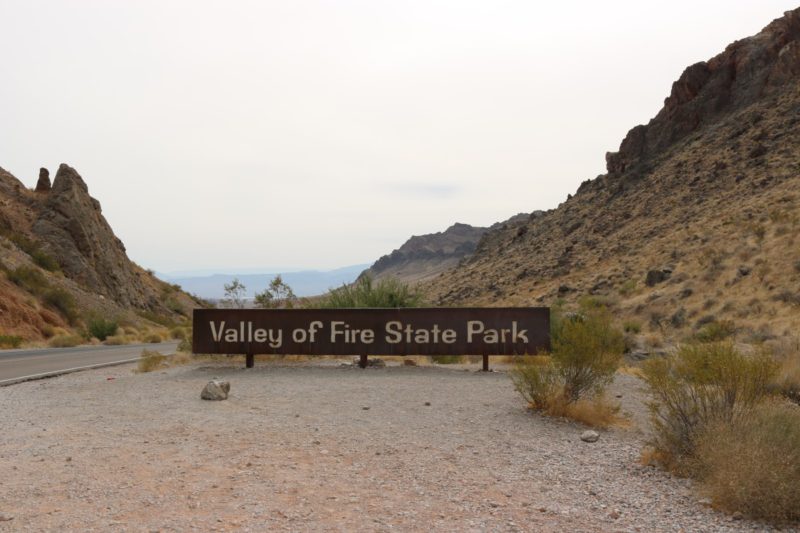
left=0, top=360, right=785, bottom=532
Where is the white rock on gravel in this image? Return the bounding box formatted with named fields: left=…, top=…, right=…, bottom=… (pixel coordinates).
left=200, top=380, right=230, bottom=401
left=580, top=430, right=600, bottom=443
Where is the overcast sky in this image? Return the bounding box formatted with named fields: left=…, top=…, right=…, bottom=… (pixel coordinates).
left=1, top=1, right=796, bottom=274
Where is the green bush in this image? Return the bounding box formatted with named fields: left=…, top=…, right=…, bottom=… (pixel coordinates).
left=552, top=307, right=625, bottom=402
left=510, top=356, right=561, bottom=408
left=511, top=307, right=625, bottom=406
left=0, top=334, right=23, bottom=348
left=313, top=276, right=423, bottom=308
left=31, top=250, right=59, bottom=272
left=87, top=317, right=119, bottom=341
left=7, top=266, right=48, bottom=294
left=695, top=401, right=800, bottom=524
left=694, top=320, right=736, bottom=342
left=43, top=288, right=78, bottom=324
left=177, top=336, right=192, bottom=353
left=641, top=342, right=778, bottom=472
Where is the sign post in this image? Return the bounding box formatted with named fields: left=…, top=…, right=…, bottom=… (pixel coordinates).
left=193, top=307, right=550, bottom=369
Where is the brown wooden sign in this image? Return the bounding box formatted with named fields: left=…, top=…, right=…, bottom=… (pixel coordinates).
left=192, top=308, right=549, bottom=359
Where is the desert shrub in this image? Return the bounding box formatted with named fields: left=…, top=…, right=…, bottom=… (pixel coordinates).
left=48, top=334, right=83, bottom=348
left=87, top=317, right=119, bottom=341
left=694, top=320, right=736, bottom=342
left=510, top=308, right=625, bottom=426
left=313, top=275, right=423, bottom=308
left=145, top=333, right=162, bottom=343
left=510, top=355, right=561, bottom=408
left=177, top=336, right=192, bottom=353
left=641, top=342, right=778, bottom=472
left=169, top=327, right=186, bottom=340
left=552, top=307, right=625, bottom=402
left=136, top=310, right=177, bottom=328
left=7, top=266, right=48, bottom=294
left=138, top=349, right=166, bottom=372
left=39, top=324, right=55, bottom=338
left=695, top=401, right=800, bottom=524
left=164, top=296, right=185, bottom=315
left=31, top=250, right=59, bottom=272
left=623, top=320, right=641, bottom=334
left=773, top=344, right=800, bottom=404
left=618, top=279, right=638, bottom=296
left=43, top=288, right=78, bottom=324
left=431, top=355, right=464, bottom=364
left=0, top=334, right=23, bottom=348
left=103, top=335, right=127, bottom=346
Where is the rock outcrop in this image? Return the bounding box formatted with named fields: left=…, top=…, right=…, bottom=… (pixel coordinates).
left=35, top=168, right=50, bottom=192
left=31, top=164, right=154, bottom=307
left=606, top=8, right=800, bottom=176
left=0, top=163, right=199, bottom=339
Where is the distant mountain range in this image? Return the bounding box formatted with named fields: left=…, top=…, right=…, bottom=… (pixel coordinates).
left=160, top=264, right=369, bottom=299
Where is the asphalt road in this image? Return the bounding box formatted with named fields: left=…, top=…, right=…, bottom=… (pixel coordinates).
left=0, top=341, right=179, bottom=385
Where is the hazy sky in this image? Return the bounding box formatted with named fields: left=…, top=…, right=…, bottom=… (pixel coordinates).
left=1, top=1, right=796, bottom=273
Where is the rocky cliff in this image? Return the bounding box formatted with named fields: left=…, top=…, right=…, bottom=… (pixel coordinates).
left=425, top=8, right=800, bottom=343
left=0, top=164, right=199, bottom=341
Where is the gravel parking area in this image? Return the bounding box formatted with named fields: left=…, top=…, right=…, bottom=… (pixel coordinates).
left=0, top=360, right=783, bottom=532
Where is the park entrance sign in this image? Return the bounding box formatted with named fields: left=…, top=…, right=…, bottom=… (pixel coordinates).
left=192, top=308, right=550, bottom=369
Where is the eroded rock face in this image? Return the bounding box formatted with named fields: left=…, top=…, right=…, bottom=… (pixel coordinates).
left=35, top=168, right=51, bottom=192
left=31, top=164, right=154, bottom=307
left=606, top=8, right=800, bottom=175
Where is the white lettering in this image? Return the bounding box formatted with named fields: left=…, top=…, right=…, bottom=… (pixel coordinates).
left=210, top=321, right=225, bottom=342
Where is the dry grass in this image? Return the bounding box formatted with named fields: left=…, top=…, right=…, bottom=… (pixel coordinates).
left=617, top=365, right=645, bottom=379
left=137, top=350, right=167, bottom=373
left=695, top=401, right=800, bottom=524
left=103, top=335, right=128, bottom=346
left=144, top=333, right=163, bottom=344
left=543, top=393, right=623, bottom=429
left=768, top=337, right=800, bottom=402
left=48, top=334, right=83, bottom=348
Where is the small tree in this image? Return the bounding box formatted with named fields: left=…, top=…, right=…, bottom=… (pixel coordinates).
left=223, top=278, right=247, bottom=308
left=254, top=275, right=297, bottom=308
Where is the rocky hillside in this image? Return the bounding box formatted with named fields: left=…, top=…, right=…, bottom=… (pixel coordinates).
left=0, top=164, right=200, bottom=342
left=364, top=215, right=528, bottom=284
left=426, top=8, right=800, bottom=344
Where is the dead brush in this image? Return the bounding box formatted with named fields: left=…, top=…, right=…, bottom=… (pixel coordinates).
left=137, top=350, right=167, bottom=373
left=695, top=400, right=800, bottom=524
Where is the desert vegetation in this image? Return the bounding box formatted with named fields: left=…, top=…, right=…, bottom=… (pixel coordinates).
left=313, top=275, right=424, bottom=308
left=641, top=340, right=799, bottom=523
left=509, top=303, right=625, bottom=428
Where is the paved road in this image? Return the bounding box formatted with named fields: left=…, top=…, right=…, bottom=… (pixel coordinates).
left=0, top=342, right=179, bottom=385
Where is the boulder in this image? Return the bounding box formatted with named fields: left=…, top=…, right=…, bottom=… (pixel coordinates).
left=580, top=430, right=600, bottom=443
left=201, top=380, right=230, bottom=401
left=645, top=269, right=670, bottom=287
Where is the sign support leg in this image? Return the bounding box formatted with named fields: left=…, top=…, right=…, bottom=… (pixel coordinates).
left=246, top=353, right=254, bottom=369
left=359, top=354, right=368, bottom=369
left=482, top=354, right=489, bottom=372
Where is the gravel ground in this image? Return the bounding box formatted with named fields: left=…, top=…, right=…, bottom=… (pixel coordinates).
left=0, top=359, right=787, bottom=532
